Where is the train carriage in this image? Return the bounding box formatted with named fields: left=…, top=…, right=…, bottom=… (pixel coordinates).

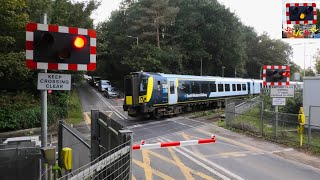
left=123, top=72, right=263, bottom=118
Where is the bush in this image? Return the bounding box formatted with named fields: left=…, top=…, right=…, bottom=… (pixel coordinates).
left=0, top=91, right=70, bottom=132
left=260, top=90, right=303, bottom=114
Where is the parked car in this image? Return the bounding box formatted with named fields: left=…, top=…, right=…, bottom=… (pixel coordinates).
left=104, top=87, right=120, bottom=98
left=89, top=76, right=101, bottom=88
left=98, top=80, right=112, bottom=92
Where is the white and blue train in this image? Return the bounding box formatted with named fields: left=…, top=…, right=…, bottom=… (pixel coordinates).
left=123, top=72, right=266, bottom=118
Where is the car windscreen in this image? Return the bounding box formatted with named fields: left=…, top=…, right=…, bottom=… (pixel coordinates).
left=101, top=81, right=110, bottom=85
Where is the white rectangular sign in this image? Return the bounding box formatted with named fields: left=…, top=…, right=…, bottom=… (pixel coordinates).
left=37, top=73, right=71, bottom=90
left=270, top=86, right=294, bottom=97
left=272, top=98, right=286, bottom=106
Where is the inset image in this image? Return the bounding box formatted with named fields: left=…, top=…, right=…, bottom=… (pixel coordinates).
left=282, top=1, right=320, bottom=38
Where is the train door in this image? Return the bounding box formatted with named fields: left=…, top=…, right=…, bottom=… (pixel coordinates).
left=247, top=82, right=251, bottom=95
left=167, top=78, right=177, bottom=104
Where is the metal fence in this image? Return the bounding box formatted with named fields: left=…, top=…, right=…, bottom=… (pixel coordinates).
left=58, top=110, right=133, bottom=179
left=58, top=121, right=91, bottom=171
left=225, top=99, right=320, bottom=150
left=59, top=140, right=131, bottom=180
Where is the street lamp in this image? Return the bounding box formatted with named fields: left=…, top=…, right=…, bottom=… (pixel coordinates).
left=222, top=66, right=225, bottom=77
left=127, top=35, right=139, bottom=45
left=200, top=58, right=202, bottom=76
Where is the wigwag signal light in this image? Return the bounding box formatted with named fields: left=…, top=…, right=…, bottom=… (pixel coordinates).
left=73, top=36, right=86, bottom=49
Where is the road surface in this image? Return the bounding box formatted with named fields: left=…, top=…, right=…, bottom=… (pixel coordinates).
left=76, top=82, right=320, bottom=180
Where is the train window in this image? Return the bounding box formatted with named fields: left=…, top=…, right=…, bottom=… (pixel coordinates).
left=242, top=84, right=246, bottom=91
left=179, top=81, right=191, bottom=94
left=140, top=79, right=148, bottom=92
left=201, top=83, right=209, bottom=93
left=170, top=81, right=175, bottom=94
left=157, top=81, right=161, bottom=91
left=210, top=83, right=216, bottom=92
left=225, top=84, right=230, bottom=91
left=192, top=82, right=200, bottom=93
left=218, top=84, right=223, bottom=92
left=232, top=84, right=236, bottom=91
left=237, top=84, right=241, bottom=91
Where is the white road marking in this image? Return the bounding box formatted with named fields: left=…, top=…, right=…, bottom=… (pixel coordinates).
left=126, top=117, right=185, bottom=129
left=91, top=88, right=128, bottom=120
left=162, top=137, right=244, bottom=180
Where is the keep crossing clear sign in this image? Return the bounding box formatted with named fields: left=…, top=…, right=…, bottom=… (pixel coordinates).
left=37, top=73, right=71, bottom=90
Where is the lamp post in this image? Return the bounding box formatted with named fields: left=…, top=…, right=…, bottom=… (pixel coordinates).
left=200, top=58, right=202, bottom=76
left=127, top=35, right=139, bottom=45
left=222, top=66, right=225, bottom=77
left=291, top=42, right=319, bottom=78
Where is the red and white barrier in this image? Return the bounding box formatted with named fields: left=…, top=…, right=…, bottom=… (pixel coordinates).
left=133, top=135, right=216, bottom=150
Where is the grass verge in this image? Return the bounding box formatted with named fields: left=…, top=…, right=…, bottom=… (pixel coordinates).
left=192, top=108, right=224, bottom=118
left=65, top=90, right=83, bottom=125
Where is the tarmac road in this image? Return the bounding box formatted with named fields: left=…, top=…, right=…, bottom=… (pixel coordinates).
left=77, top=82, right=320, bottom=180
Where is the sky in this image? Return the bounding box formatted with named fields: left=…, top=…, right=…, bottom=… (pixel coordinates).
left=89, top=0, right=320, bottom=71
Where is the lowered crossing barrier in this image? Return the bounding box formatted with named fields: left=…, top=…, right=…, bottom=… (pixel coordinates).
left=133, top=135, right=216, bottom=150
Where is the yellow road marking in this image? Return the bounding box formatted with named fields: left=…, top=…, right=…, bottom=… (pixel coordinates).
left=142, top=150, right=153, bottom=180
left=181, top=132, right=248, bottom=158
left=133, top=159, right=175, bottom=180
left=83, top=112, right=91, bottom=125
left=132, top=175, right=136, bottom=180
left=181, top=132, right=203, bottom=156
left=144, top=150, right=215, bottom=180
left=196, top=128, right=264, bottom=153
left=167, top=147, right=194, bottom=180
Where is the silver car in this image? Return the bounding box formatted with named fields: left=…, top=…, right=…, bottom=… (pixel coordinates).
left=104, top=87, right=120, bottom=98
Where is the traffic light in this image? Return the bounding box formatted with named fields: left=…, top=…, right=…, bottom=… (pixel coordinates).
left=26, top=23, right=96, bottom=71
left=266, top=69, right=290, bottom=82
left=34, top=31, right=90, bottom=64
left=286, top=3, right=317, bottom=24
left=263, top=65, right=290, bottom=86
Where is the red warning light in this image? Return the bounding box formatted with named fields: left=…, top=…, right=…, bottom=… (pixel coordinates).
left=73, top=35, right=86, bottom=48
left=280, top=71, right=290, bottom=76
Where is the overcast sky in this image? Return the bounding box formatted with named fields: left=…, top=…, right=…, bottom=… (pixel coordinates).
left=89, top=0, right=320, bottom=71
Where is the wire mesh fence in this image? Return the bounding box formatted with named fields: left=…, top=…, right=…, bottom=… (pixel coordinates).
left=225, top=98, right=320, bottom=152
left=59, top=139, right=132, bottom=180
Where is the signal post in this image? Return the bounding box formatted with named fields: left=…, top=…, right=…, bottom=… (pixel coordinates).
left=25, top=21, right=96, bottom=179
left=263, top=65, right=292, bottom=139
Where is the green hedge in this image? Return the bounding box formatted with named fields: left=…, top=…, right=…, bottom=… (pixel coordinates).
left=0, top=105, right=67, bottom=131
left=0, top=91, right=70, bottom=132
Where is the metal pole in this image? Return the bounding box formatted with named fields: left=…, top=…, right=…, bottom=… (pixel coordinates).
left=260, top=66, right=262, bottom=80
left=304, top=42, right=306, bottom=77
left=308, top=106, right=311, bottom=145
left=40, top=13, right=48, bottom=180
left=222, top=66, right=225, bottom=77
left=275, top=105, right=278, bottom=140
left=136, top=37, right=138, bottom=46
left=260, top=101, right=264, bottom=136
left=200, top=58, right=202, bottom=76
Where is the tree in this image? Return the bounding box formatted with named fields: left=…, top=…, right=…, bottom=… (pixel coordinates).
left=303, top=67, right=316, bottom=76
left=128, top=0, right=179, bottom=49
left=314, top=48, right=320, bottom=74
left=96, top=0, right=294, bottom=81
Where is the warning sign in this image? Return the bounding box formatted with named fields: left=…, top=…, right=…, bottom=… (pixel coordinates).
left=270, top=86, right=294, bottom=97
left=37, top=73, right=71, bottom=90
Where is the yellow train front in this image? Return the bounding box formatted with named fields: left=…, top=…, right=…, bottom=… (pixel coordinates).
left=123, top=72, right=262, bottom=119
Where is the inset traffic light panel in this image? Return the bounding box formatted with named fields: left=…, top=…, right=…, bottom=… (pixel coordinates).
left=263, top=65, right=290, bottom=86
left=25, top=23, right=96, bottom=71
left=286, top=3, right=317, bottom=25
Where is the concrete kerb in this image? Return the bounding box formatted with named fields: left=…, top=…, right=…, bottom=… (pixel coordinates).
left=0, top=125, right=58, bottom=139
